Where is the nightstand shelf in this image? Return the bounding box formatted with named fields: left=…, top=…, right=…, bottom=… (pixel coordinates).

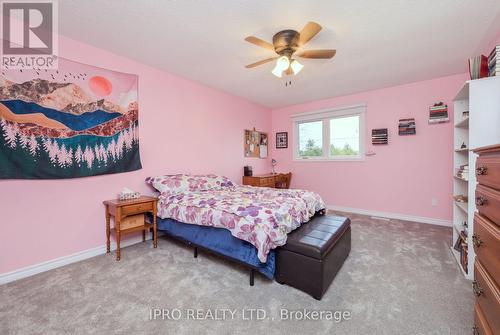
left=111, top=223, right=154, bottom=235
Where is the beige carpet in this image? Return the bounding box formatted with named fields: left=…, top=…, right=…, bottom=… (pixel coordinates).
left=0, top=212, right=474, bottom=335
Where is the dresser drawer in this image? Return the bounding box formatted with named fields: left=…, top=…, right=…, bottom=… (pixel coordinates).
left=259, top=177, right=275, bottom=187
left=474, top=261, right=500, bottom=334
left=121, top=202, right=154, bottom=216
left=242, top=176, right=256, bottom=186
left=476, top=185, right=500, bottom=226
left=474, top=213, right=500, bottom=288
left=476, top=152, right=500, bottom=190
left=474, top=302, right=494, bottom=335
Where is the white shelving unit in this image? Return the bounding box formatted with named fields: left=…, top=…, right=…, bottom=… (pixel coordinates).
left=452, top=82, right=470, bottom=278
left=451, top=76, right=500, bottom=279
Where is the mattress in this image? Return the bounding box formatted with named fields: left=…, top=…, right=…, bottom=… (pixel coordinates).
left=157, top=185, right=326, bottom=262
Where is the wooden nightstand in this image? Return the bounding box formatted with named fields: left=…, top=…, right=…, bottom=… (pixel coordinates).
left=103, top=196, right=158, bottom=261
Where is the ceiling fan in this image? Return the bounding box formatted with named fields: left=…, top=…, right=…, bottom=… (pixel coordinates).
left=244, top=21, right=336, bottom=78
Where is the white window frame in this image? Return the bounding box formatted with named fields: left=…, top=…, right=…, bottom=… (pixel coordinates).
left=292, top=103, right=366, bottom=162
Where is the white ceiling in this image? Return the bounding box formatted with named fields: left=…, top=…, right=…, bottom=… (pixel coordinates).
left=58, top=0, right=500, bottom=108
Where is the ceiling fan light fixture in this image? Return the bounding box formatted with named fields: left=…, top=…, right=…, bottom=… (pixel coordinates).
left=271, top=65, right=283, bottom=78
left=290, top=59, right=304, bottom=75
left=245, top=22, right=335, bottom=77
left=271, top=56, right=290, bottom=77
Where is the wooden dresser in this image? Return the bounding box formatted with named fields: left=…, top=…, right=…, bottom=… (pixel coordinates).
left=242, top=173, right=291, bottom=189
left=472, top=144, right=500, bottom=335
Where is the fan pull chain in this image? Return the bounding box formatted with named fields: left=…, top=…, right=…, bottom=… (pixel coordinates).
left=285, top=80, right=292, bottom=87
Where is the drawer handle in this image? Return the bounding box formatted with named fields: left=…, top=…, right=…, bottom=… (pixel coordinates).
left=472, top=280, right=484, bottom=297
left=475, top=196, right=487, bottom=206
left=472, top=325, right=479, bottom=335
left=472, top=234, right=482, bottom=248
left=476, top=166, right=487, bottom=176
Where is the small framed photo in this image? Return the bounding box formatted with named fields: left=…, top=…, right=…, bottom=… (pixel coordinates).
left=276, top=132, right=288, bottom=149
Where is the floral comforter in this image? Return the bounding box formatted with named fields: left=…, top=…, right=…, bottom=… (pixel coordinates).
left=157, top=185, right=325, bottom=262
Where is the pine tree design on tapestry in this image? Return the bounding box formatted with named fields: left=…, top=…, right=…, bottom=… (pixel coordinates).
left=0, top=117, right=141, bottom=178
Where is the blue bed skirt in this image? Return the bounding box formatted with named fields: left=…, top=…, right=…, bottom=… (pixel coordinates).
left=156, top=217, right=275, bottom=279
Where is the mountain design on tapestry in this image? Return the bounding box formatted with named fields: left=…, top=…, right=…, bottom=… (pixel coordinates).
left=0, top=78, right=127, bottom=114
left=0, top=61, right=141, bottom=179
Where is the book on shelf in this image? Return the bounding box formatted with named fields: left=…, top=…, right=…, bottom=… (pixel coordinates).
left=456, top=164, right=469, bottom=180
left=460, top=230, right=468, bottom=241
left=453, top=235, right=462, bottom=251
left=429, top=105, right=448, bottom=111
left=430, top=111, right=448, bottom=116
left=487, top=45, right=499, bottom=77
left=398, top=118, right=416, bottom=135
left=460, top=241, right=468, bottom=274
left=429, top=118, right=449, bottom=124
left=469, top=55, right=489, bottom=79
left=453, top=233, right=469, bottom=273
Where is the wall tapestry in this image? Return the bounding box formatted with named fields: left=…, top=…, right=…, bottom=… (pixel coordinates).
left=0, top=58, right=141, bottom=179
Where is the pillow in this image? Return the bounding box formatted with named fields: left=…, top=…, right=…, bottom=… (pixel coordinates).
left=145, top=174, right=233, bottom=196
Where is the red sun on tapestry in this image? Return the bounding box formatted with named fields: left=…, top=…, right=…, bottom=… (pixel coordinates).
left=89, top=76, right=112, bottom=96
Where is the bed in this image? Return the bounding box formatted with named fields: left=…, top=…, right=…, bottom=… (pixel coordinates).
left=146, top=174, right=326, bottom=283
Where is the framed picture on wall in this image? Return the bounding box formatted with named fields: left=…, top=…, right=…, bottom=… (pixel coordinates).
left=276, top=132, right=288, bottom=149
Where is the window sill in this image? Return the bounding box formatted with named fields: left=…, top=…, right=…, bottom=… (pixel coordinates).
left=293, top=156, right=365, bottom=162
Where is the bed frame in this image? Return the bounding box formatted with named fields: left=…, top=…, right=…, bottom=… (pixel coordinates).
left=162, top=231, right=258, bottom=286
left=155, top=208, right=326, bottom=286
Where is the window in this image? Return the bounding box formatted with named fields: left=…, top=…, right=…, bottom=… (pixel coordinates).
left=330, top=116, right=360, bottom=157
left=293, top=104, right=365, bottom=161
left=298, top=120, right=323, bottom=157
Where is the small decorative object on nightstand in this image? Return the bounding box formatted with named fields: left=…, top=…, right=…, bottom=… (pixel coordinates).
left=103, top=196, right=158, bottom=261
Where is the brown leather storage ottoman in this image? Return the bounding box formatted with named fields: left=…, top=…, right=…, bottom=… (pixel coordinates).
left=275, top=215, right=351, bottom=300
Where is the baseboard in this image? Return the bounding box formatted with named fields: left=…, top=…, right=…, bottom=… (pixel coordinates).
left=0, top=233, right=158, bottom=285
left=0, top=206, right=450, bottom=285
left=327, top=205, right=452, bottom=227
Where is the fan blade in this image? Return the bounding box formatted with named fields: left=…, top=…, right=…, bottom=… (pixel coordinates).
left=245, top=57, right=277, bottom=68
left=296, top=49, right=336, bottom=59
left=244, top=36, right=275, bottom=51
left=299, top=22, right=322, bottom=45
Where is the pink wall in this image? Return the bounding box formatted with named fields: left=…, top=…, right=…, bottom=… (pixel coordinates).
left=2, top=28, right=498, bottom=276
left=270, top=73, right=468, bottom=221
left=0, top=35, right=271, bottom=274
